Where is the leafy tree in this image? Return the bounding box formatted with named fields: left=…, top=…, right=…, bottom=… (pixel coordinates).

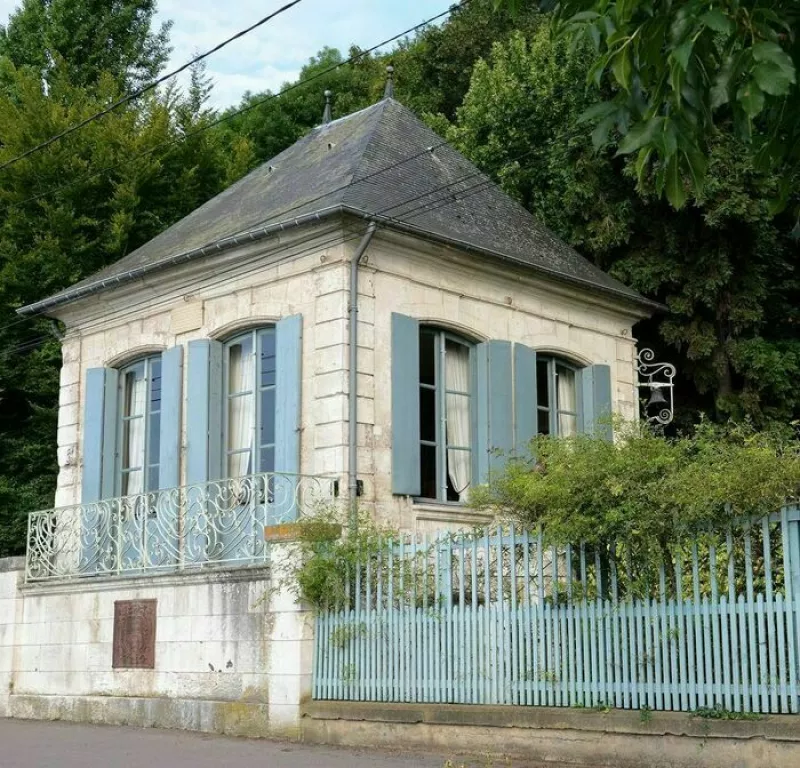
left=0, top=59, right=237, bottom=556
left=0, top=0, right=172, bottom=91
left=448, top=29, right=800, bottom=424
left=496, top=1, right=800, bottom=214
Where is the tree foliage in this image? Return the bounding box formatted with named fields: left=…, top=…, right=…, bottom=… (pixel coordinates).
left=446, top=27, right=800, bottom=425
left=498, top=1, right=800, bottom=214
left=0, top=0, right=171, bottom=91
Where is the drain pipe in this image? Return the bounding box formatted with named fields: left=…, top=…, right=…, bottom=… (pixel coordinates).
left=348, top=221, right=377, bottom=531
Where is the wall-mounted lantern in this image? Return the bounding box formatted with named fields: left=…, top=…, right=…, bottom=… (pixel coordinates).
left=637, top=348, right=676, bottom=426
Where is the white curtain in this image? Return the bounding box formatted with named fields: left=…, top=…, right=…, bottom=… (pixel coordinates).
left=228, top=343, right=255, bottom=478
left=124, top=374, right=146, bottom=496
left=557, top=366, right=577, bottom=437
left=445, top=343, right=471, bottom=501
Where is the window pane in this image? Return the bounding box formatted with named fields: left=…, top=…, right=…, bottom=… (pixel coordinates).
left=446, top=448, right=471, bottom=501
left=419, top=330, right=435, bottom=386
left=122, top=469, right=143, bottom=497
left=446, top=392, right=470, bottom=449
left=538, top=409, right=551, bottom=436
left=260, top=330, right=276, bottom=388
left=260, top=388, right=275, bottom=445
left=556, top=365, right=577, bottom=414
left=420, top=443, right=437, bottom=500
left=536, top=360, right=550, bottom=411
left=122, top=417, right=145, bottom=471
left=420, top=386, right=436, bottom=442
left=228, top=338, right=254, bottom=394
left=445, top=340, right=470, bottom=394
left=559, top=412, right=578, bottom=437
left=148, top=411, right=161, bottom=464
left=227, top=450, right=252, bottom=478
left=149, top=359, right=162, bottom=412
left=123, top=366, right=146, bottom=418
left=259, top=445, right=275, bottom=473
left=147, top=465, right=160, bottom=493
left=227, top=393, right=254, bottom=452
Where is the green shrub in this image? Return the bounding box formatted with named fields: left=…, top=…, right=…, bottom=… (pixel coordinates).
left=470, top=419, right=800, bottom=550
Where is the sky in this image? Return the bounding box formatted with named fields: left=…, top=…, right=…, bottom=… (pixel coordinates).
left=0, top=0, right=444, bottom=109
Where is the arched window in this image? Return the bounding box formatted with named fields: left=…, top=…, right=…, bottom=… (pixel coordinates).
left=536, top=356, right=579, bottom=437
left=117, top=355, right=162, bottom=496
left=419, top=327, right=474, bottom=502
left=223, top=327, right=276, bottom=478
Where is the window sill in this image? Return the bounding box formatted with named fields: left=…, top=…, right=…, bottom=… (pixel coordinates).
left=411, top=499, right=494, bottom=526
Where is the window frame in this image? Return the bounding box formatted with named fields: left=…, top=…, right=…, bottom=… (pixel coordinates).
left=116, top=354, right=162, bottom=497
left=222, top=326, right=277, bottom=479
left=536, top=355, right=580, bottom=437
left=418, top=327, right=474, bottom=503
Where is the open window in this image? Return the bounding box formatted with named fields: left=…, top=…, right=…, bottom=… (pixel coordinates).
left=418, top=327, right=474, bottom=502
left=117, top=355, right=162, bottom=496
left=535, top=356, right=579, bottom=437
left=223, top=327, right=276, bottom=479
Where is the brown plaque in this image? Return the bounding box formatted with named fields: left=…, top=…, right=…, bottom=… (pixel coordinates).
left=112, top=599, right=157, bottom=669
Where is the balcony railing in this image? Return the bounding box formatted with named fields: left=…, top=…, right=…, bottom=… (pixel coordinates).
left=25, top=472, right=338, bottom=583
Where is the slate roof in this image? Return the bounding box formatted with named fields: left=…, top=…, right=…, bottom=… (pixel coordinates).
left=20, top=98, right=655, bottom=315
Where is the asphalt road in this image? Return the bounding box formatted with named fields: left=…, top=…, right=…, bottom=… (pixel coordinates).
left=0, top=719, right=511, bottom=768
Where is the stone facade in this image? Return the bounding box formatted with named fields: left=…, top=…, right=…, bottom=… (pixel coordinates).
left=50, top=217, right=645, bottom=528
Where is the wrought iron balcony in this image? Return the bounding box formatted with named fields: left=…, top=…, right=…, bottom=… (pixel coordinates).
left=25, top=472, right=338, bottom=583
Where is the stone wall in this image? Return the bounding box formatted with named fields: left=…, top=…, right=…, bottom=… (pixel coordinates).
left=0, top=557, right=24, bottom=717
left=0, top=554, right=311, bottom=736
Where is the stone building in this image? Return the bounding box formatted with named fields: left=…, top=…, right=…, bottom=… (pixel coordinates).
left=1, top=91, right=654, bottom=734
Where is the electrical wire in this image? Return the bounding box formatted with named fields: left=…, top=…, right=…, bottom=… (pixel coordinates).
left=1, top=135, right=540, bottom=352
left=0, top=0, right=306, bottom=172
left=0, top=3, right=463, bottom=215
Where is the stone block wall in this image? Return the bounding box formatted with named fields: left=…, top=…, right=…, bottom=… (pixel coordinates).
left=0, top=554, right=312, bottom=736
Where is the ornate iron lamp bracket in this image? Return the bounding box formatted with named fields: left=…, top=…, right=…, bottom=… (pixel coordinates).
left=637, top=348, right=676, bottom=425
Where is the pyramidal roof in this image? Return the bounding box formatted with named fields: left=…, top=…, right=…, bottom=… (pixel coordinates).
left=22, top=98, right=654, bottom=315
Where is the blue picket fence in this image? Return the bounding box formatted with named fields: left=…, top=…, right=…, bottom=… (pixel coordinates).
left=313, top=506, right=800, bottom=713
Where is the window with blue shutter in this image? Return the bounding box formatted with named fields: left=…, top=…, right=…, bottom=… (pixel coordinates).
left=81, top=347, right=182, bottom=573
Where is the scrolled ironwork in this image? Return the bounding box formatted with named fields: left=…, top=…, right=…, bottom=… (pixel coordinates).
left=25, top=472, right=337, bottom=583
left=636, top=347, right=676, bottom=426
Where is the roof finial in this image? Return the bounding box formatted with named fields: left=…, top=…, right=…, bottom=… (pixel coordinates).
left=322, top=89, right=332, bottom=124
left=383, top=65, right=394, bottom=100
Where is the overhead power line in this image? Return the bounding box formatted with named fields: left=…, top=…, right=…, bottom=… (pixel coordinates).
left=2, top=2, right=463, bottom=215
left=0, top=0, right=306, bottom=172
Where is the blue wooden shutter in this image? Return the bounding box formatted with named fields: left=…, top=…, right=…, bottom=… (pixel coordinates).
left=82, top=367, right=119, bottom=502
left=275, top=314, right=303, bottom=475
left=513, top=344, right=537, bottom=457
left=186, top=339, right=223, bottom=485
left=577, top=363, right=613, bottom=441
left=158, top=345, right=183, bottom=489
left=475, top=340, right=514, bottom=484
left=391, top=313, right=420, bottom=495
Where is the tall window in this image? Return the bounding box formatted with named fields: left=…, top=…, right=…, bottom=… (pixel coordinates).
left=419, top=328, right=473, bottom=502
left=224, top=327, right=276, bottom=478
left=118, top=356, right=161, bottom=495
left=536, top=356, right=578, bottom=437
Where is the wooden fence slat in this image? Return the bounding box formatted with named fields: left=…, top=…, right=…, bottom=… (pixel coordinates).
left=763, top=518, right=779, bottom=714
left=780, top=508, right=799, bottom=713
left=726, top=529, right=741, bottom=712
left=776, top=593, right=789, bottom=713
left=745, top=524, right=757, bottom=713
left=738, top=593, right=751, bottom=712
